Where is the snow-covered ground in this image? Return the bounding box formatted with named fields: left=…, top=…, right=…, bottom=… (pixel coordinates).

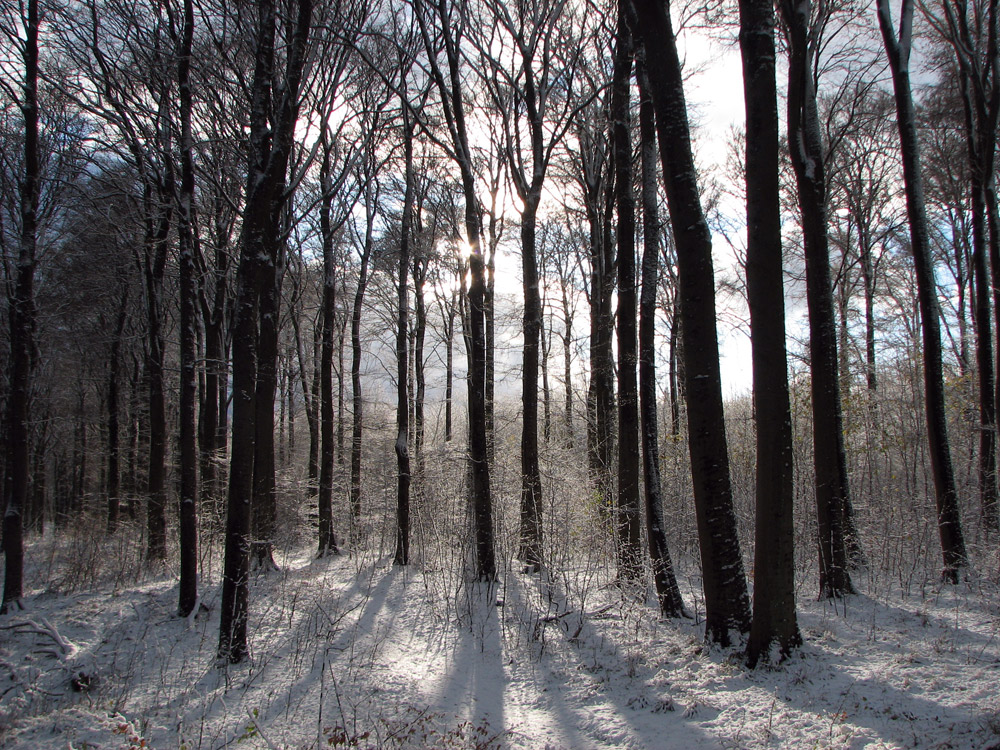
left=2, top=528, right=999, bottom=750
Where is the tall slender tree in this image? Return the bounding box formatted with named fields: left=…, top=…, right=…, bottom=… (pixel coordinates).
left=636, top=56, right=685, bottom=617
left=175, top=0, right=199, bottom=616
left=394, top=105, right=415, bottom=566
left=778, top=0, right=857, bottom=598
left=413, top=0, right=496, bottom=581
left=878, top=0, right=969, bottom=582
left=611, top=5, right=643, bottom=582
left=629, top=0, right=751, bottom=644
left=741, top=0, right=801, bottom=663
left=1, top=0, right=39, bottom=614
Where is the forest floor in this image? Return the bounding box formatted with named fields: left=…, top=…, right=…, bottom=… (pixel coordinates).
left=2, top=530, right=1000, bottom=750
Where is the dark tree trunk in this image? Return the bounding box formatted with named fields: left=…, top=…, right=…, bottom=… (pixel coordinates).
left=318, top=147, right=339, bottom=558
left=394, top=114, right=414, bottom=567
left=467, top=245, right=496, bottom=581
left=485, top=220, right=497, bottom=466
left=560, top=280, right=574, bottom=449
left=541, top=312, right=551, bottom=445
left=944, top=0, right=1000, bottom=531
left=740, top=0, right=801, bottom=663
left=779, top=0, right=855, bottom=598
left=125, top=358, right=141, bottom=512
left=667, top=292, right=681, bottom=439
left=252, top=242, right=281, bottom=570
left=29, top=430, right=46, bottom=535
left=106, top=287, right=128, bottom=534
left=991, top=191, right=1000, bottom=522
left=444, top=298, right=455, bottom=443
left=144, top=203, right=171, bottom=564
left=350, top=211, right=374, bottom=526
left=878, top=0, right=969, bottom=581
left=519, top=198, right=544, bottom=571
left=861, top=238, right=878, bottom=393
left=414, top=0, right=495, bottom=580
left=217, top=330, right=229, bottom=457
left=970, top=177, right=998, bottom=531
left=585, top=141, right=616, bottom=522
left=2, top=0, right=38, bottom=613
left=612, top=12, right=642, bottom=582
left=177, top=0, right=199, bottom=617
left=336, top=319, right=346, bottom=466
left=219, top=0, right=312, bottom=663
left=219, top=224, right=258, bottom=663
left=637, top=58, right=685, bottom=616
left=630, top=0, right=751, bottom=644
left=412, top=256, right=427, bottom=475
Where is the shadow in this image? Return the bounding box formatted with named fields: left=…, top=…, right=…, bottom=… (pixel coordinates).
left=485, top=569, right=722, bottom=749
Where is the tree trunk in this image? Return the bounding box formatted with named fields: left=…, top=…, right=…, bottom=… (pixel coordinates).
left=877, top=0, right=969, bottom=581
left=177, top=0, right=200, bottom=617
left=637, top=58, right=685, bottom=616
left=585, top=143, right=616, bottom=523
left=780, top=0, right=856, bottom=597
left=414, top=0, right=495, bottom=580
left=412, top=257, right=427, bottom=476
left=630, top=0, right=751, bottom=644
left=740, top=0, right=801, bottom=663
left=350, top=218, right=373, bottom=526
left=144, top=205, right=171, bottom=564
left=252, top=240, right=282, bottom=570
left=318, top=147, right=339, bottom=558
left=970, top=176, right=997, bottom=531
left=560, top=280, right=574, bottom=449
left=444, top=298, right=455, bottom=443
left=519, top=197, right=544, bottom=571
left=613, top=11, right=643, bottom=583
left=218, top=0, right=312, bottom=663
left=394, top=115, right=415, bottom=567
left=541, top=310, right=552, bottom=446
left=106, top=287, right=128, bottom=534
left=2, top=0, right=38, bottom=613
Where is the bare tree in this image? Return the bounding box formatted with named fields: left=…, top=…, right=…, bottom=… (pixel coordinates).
left=413, top=0, right=496, bottom=581
left=778, top=0, right=857, bottom=598
left=636, top=55, right=685, bottom=617
left=610, top=4, right=643, bottom=582
left=740, top=0, right=801, bottom=663
left=0, top=0, right=39, bottom=613
left=219, top=0, right=313, bottom=663
left=924, top=0, right=1000, bottom=531
left=630, top=0, right=751, bottom=644
left=877, top=0, right=969, bottom=581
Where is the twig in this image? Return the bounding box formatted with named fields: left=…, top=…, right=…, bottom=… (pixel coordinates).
left=246, top=707, right=282, bottom=750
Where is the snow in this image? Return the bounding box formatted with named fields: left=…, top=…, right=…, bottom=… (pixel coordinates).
left=2, top=533, right=1000, bottom=750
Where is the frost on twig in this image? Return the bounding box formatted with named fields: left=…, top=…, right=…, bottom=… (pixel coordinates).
left=1, top=617, right=92, bottom=691
left=1, top=617, right=78, bottom=660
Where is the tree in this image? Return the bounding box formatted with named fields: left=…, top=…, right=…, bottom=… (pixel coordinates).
left=413, top=0, right=496, bottom=581
left=636, top=55, right=685, bottom=617
left=740, top=0, right=801, bottom=663
left=877, top=0, right=969, bottom=581
left=317, top=141, right=341, bottom=558
left=219, top=0, right=313, bottom=663
left=394, top=104, right=415, bottom=567
left=611, top=4, right=642, bottom=582
left=473, top=0, right=589, bottom=572
left=348, top=99, right=388, bottom=529
left=1, top=0, right=39, bottom=613
left=924, top=0, right=1000, bottom=531
left=629, top=0, right=751, bottom=644
left=778, top=0, right=858, bottom=598
left=174, top=0, right=199, bottom=616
